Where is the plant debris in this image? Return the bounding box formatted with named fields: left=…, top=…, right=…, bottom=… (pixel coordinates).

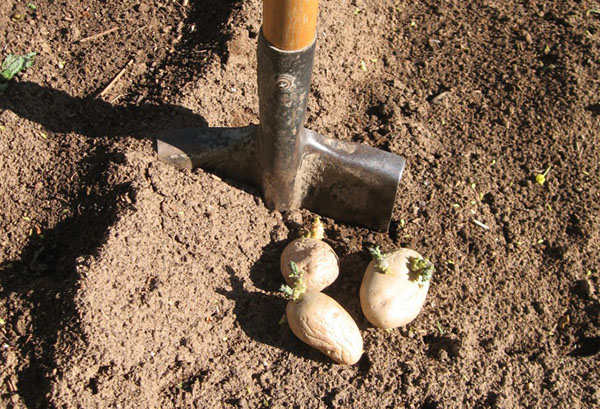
left=0, top=52, right=36, bottom=92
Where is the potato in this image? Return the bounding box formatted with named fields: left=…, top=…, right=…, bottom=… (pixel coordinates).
left=287, top=291, right=363, bottom=365
left=281, top=238, right=339, bottom=292
left=360, top=247, right=434, bottom=329
left=281, top=261, right=363, bottom=365
left=280, top=217, right=339, bottom=292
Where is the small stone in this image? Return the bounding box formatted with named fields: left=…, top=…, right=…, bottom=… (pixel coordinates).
left=428, top=38, right=441, bottom=48
left=71, top=26, right=80, bottom=40
left=7, top=375, right=18, bottom=393
left=15, top=317, right=27, bottom=336
left=135, top=3, right=149, bottom=13
left=283, top=210, right=303, bottom=226
left=431, top=91, right=450, bottom=105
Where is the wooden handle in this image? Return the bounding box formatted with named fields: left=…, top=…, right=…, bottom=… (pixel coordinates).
left=263, top=0, right=319, bottom=51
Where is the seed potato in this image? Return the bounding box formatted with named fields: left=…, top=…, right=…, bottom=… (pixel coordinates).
left=360, top=247, right=434, bottom=329
left=281, top=261, right=363, bottom=365
left=287, top=291, right=363, bottom=365
left=280, top=238, right=339, bottom=292
left=280, top=217, right=339, bottom=292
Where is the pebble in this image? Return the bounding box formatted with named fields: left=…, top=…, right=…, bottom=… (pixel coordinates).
left=428, top=38, right=441, bottom=48
left=283, top=210, right=303, bottom=226
left=270, top=224, right=288, bottom=241
left=431, top=91, right=450, bottom=105
left=392, top=79, right=404, bottom=89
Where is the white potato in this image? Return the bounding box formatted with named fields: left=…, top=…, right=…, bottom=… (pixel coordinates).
left=360, top=247, right=433, bottom=329
left=281, top=238, right=339, bottom=292
left=287, top=291, right=363, bottom=365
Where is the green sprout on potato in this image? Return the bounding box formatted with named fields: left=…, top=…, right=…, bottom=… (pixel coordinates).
left=308, top=216, right=324, bottom=240
left=299, top=216, right=325, bottom=240
left=279, top=261, right=307, bottom=301
left=368, top=246, right=390, bottom=274
left=408, top=257, right=435, bottom=285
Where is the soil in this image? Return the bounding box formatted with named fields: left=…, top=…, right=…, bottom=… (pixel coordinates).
left=1, top=0, right=599, bottom=408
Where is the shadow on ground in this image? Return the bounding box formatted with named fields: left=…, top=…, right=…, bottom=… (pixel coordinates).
left=0, top=81, right=208, bottom=139
left=217, top=260, right=333, bottom=364
left=139, top=0, right=245, bottom=100
left=0, top=1, right=243, bottom=406
left=216, top=234, right=336, bottom=364
left=217, top=229, right=372, bottom=364
left=0, top=145, right=132, bottom=408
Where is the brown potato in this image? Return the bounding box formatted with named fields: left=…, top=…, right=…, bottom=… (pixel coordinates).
left=286, top=291, right=363, bottom=365
left=280, top=238, right=339, bottom=292
left=360, top=248, right=433, bottom=329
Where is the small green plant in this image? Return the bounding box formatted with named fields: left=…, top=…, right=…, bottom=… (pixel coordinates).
left=0, top=52, right=36, bottom=92
left=535, top=164, right=552, bottom=185
left=436, top=320, right=445, bottom=336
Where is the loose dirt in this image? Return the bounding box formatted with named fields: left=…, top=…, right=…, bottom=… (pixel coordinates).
left=1, top=0, right=599, bottom=408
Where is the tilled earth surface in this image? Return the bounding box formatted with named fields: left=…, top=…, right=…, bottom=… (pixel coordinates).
left=1, top=0, right=599, bottom=408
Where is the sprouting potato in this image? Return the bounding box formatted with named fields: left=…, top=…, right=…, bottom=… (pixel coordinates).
left=280, top=217, right=339, bottom=292
left=360, top=246, right=434, bottom=329
left=281, top=262, right=363, bottom=365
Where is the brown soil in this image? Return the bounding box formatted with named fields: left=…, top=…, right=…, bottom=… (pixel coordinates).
left=1, top=0, right=599, bottom=408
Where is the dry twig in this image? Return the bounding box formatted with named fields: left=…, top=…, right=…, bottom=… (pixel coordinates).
left=78, top=26, right=119, bottom=43
left=99, top=59, right=133, bottom=98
